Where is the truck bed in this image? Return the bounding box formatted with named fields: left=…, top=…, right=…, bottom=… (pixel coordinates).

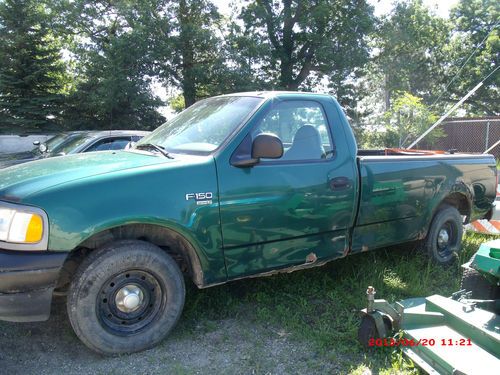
left=359, top=148, right=459, bottom=156
left=352, top=152, right=496, bottom=252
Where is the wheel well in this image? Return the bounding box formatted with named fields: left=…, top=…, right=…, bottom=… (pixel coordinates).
left=439, top=192, right=471, bottom=223
left=56, top=224, right=204, bottom=293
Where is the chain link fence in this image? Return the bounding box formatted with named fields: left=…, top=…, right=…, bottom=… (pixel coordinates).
left=423, top=117, right=500, bottom=159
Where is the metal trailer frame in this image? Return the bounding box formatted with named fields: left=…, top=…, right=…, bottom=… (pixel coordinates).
left=358, top=241, right=500, bottom=374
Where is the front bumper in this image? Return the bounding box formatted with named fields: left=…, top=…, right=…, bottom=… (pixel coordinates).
left=0, top=249, right=67, bottom=322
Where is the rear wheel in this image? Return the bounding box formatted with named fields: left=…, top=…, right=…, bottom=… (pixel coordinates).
left=67, top=240, right=185, bottom=355
left=425, top=205, right=463, bottom=265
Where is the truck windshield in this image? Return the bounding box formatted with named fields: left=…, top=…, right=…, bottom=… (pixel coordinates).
left=136, top=96, right=263, bottom=155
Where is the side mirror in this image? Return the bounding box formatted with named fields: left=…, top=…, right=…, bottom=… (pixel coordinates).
left=252, top=133, right=283, bottom=159
left=232, top=133, right=283, bottom=167
left=39, top=144, right=47, bottom=153
left=33, top=140, right=40, bottom=146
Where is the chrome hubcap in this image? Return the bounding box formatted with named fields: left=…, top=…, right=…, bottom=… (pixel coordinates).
left=437, top=229, right=450, bottom=248
left=115, top=284, right=144, bottom=313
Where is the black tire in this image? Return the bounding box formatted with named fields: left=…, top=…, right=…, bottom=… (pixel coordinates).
left=424, top=205, right=463, bottom=265
left=461, top=267, right=499, bottom=300
left=357, top=315, right=391, bottom=349
left=67, top=240, right=185, bottom=355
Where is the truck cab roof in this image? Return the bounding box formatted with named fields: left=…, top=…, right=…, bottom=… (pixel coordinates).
left=218, top=91, right=333, bottom=99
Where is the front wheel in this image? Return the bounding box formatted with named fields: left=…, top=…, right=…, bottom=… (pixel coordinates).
left=67, top=240, right=185, bottom=355
left=424, top=205, right=463, bottom=266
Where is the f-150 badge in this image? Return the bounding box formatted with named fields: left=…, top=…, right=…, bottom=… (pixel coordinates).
left=185, top=192, right=213, bottom=205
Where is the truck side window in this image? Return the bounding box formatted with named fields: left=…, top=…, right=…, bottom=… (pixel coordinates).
left=252, top=100, right=334, bottom=161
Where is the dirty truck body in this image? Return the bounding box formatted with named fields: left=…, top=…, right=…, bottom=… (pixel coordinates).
left=0, top=92, right=496, bottom=354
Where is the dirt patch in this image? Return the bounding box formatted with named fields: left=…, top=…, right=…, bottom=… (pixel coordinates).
left=0, top=298, right=344, bottom=375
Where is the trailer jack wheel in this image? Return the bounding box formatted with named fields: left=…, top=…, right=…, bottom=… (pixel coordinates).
left=358, top=314, right=391, bottom=349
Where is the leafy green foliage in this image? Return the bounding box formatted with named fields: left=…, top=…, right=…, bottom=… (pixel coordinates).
left=0, top=0, right=68, bottom=133
left=146, top=0, right=227, bottom=108
left=169, top=94, right=186, bottom=114
left=56, top=0, right=165, bottom=130
left=235, top=0, right=375, bottom=91
left=360, top=0, right=497, bottom=148
left=444, top=0, right=499, bottom=115
left=370, top=92, right=442, bottom=148
left=0, top=0, right=497, bottom=133
left=374, top=0, right=451, bottom=109
left=370, top=0, right=498, bottom=117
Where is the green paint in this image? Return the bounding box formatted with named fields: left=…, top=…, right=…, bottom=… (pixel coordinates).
left=0, top=92, right=496, bottom=287
left=471, top=240, right=500, bottom=282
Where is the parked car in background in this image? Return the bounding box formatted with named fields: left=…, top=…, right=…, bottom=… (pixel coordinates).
left=32, top=131, right=86, bottom=153
left=0, top=132, right=83, bottom=165
left=0, top=130, right=149, bottom=168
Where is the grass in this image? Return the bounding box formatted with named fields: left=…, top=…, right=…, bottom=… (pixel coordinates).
left=173, top=231, right=491, bottom=374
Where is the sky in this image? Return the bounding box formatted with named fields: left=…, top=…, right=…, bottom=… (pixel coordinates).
left=370, top=0, right=458, bottom=17
left=212, top=0, right=459, bottom=18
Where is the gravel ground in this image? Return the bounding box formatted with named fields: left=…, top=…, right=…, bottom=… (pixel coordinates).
left=0, top=297, right=346, bottom=375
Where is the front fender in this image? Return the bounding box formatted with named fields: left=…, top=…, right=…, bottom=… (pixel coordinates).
left=77, top=219, right=208, bottom=287
left=20, top=157, right=227, bottom=285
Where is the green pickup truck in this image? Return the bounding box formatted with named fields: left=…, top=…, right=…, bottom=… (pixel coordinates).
left=0, top=92, right=496, bottom=354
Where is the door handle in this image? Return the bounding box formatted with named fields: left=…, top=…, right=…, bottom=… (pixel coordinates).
left=330, top=177, right=351, bottom=191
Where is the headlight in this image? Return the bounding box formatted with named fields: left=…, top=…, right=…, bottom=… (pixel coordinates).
left=0, top=202, right=48, bottom=250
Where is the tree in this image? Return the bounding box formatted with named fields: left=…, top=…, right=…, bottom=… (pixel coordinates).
left=374, top=0, right=451, bottom=110
left=372, top=91, right=441, bottom=148
left=357, top=0, right=454, bottom=148
left=53, top=0, right=165, bottom=130
left=148, top=0, right=225, bottom=108
left=0, top=0, right=68, bottom=133
left=235, top=0, right=375, bottom=90
left=176, top=0, right=219, bottom=106
left=443, top=0, right=499, bottom=115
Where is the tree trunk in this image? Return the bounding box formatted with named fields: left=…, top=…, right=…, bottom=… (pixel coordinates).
left=279, top=0, right=295, bottom=89
left=280, top=59, right=294, bottom=89
left=384, top=74, right=391, bottom=111
left=182, top=84, right=196, bottom=108
left=179, top=0, right=196, bottom=108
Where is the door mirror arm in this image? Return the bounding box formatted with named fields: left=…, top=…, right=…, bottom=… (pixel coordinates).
left=232, top=157, right=260, bottom=167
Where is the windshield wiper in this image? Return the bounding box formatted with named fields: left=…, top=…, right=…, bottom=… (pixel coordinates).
left=135, top=143, right=174, bottom=158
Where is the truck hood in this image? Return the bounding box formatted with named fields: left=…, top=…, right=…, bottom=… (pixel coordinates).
left=0, top=150, right=173, bottom=201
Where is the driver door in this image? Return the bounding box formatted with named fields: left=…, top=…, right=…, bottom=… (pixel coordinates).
left=217, top=99, right=357, bottom=278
